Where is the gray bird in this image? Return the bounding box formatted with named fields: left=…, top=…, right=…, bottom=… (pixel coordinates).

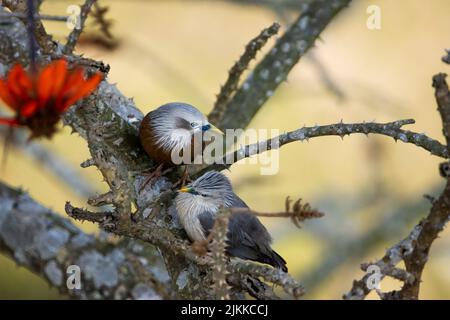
left=175, top=171, right=288, bottom=272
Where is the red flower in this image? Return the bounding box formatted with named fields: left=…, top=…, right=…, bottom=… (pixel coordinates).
left=0, top=59, right=103, bottom=138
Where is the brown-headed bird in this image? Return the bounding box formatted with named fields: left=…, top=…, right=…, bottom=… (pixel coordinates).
left=139, top=102, right=223, bottom=183
left=175, top=171, right=288, bottom=272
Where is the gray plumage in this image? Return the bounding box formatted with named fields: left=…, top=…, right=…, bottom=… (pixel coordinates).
left=175, top=171, right=287, bottom=272
left=145, top=102, right=207, bottom=152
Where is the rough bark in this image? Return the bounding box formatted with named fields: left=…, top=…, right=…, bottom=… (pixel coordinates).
left=213, top=0, right=352, bottom=130
left=344, top=72, right=450, bottom=300
left=0, top=3, right=310, bottom=299
left=2, top=0, right=448, bottom=301
left=0, top=181, right=169, bottom=299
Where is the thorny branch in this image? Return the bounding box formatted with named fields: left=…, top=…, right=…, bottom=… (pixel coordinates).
left=2, top=0, right=449, bottom=301
left=232, top=196, right=324, bottom=228
left=190, top=198, right=322, bottom=299
left=208, top=209, right=232, bottom=300
left=192, top=197, right=323, bottom=257
left=3, top=1, right=343, bottom=300
left=208, top=22, right=280, bottom=125
left=344, top=60, right=450, bottom=300
left=64, top=202, right=305, bottom=299
left=213, top=0, right=352, bottom=131
left=203, top=119, right=448, bottom=174
left=229, top=0, right=308, bottom=10
left=0, top=181, right=170, bottom=299
left=2, top=0, right=54, bottom=53
left=0, top=12, right=68, bottom=22
left=64, top=0, right=97, bottom=54
left=229, top=259, right=305, bottom=299
left=268, top=0, right=346, bottom=102
left=302, top=192, right=433, bottom=295
left=90, top=2, right=114, bottom=40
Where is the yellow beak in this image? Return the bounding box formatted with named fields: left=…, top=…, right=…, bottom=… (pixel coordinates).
left=209, top=124, right=224, bottom=135
left=178, top=187, right=191, bottom=193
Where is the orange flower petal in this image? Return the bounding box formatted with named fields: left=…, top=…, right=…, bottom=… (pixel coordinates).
left=37, top=61, right=56, bottom=107
left=7, top=64, right=33, bottom=107
left=62, top=73, right=102, bottom=111
left=57, top=68, right=83, bottom=98
left=20, top=100, right=38, bottom=117
left=16, top=69, right=33, bottom=97
left=0, top=78, right=17, bottom=109
left=50, top=59, right=68, bottom=98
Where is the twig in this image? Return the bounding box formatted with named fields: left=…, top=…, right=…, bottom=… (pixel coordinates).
left=64, top=0, right=97, bottom=54
left=2, top=0, right=54, bottom=53
left=203, top=119, right=447, bottom=174
left=215, top=0, right=352, bottom=130
left=228, top=0, right=307, bottom=10
left=209, top=209, right=231, bottom=300
left=271, top=6, right=346, bottom=103
left=65, top=202, right=114, bottom=224
left=0, top=12, right=68, bottom=22
left=232, top=196, right=324, bottom=228
left=26, top=0, right=37, bottom=69
left=228, top=259, right=305, bottom=299
left=344, top=65, right=450, bottom=300
left=196, top=199, right=316, bottom=299
left=91, top=2, right=114, bottom=39
left=434, top=73, right=450, bottom=146
left=65, top=201, right=213, bottom=265
left=361, top=263, right=415, bottom=285
left=65, top=201, right=304, bottom=299
left=302, top=190, right=433, bottom=295
left=226, top=274, right=280, bottom=300
left=208, top=22, right=280, bottom=125
left=397, top=72, right=450, bottom=299
left=343, top=223, right=422, bottom=300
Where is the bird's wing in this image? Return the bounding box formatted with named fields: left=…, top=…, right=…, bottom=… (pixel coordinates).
left=199, top=194, right=287, bottom=271
left=227, top=193, right=272, bottom=245
left=198, top=211, right=215, bottom=237
left=197, top=194, right=248, bottom=238
left=229, top=194, right=249, bottom=209
left=228, top=212, right=272, bottom=247
left=227, top=212, right=287, bottom=271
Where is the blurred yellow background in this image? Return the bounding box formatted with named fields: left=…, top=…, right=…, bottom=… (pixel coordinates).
left=1, top=0, right=450, bottom=299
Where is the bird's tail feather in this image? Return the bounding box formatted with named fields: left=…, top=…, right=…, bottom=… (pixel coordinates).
left=228, top=245, right=288, bottom=272
left=264, top=249, right=288, bottom=272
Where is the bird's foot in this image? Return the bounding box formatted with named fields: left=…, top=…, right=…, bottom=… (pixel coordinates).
left=191, top=232, right=215, bottom=256
left=173, top=167, right=192, bottom=188
left=139, top=164, right=170, bottom=192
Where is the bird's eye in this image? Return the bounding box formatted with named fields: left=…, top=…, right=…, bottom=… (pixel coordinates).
left=190, top=122, right=198, bottom=128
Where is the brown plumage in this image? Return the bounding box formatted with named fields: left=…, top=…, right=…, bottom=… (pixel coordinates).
left=140, top=114, right=173, bottom=165
left=139, top=102, right=222, bottom=167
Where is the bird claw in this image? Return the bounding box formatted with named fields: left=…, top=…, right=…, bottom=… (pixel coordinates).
left=138, top=164, right=167, bottom=192
left=173, top=167, right=191, bottom=189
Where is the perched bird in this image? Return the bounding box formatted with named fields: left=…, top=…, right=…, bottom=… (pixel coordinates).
left=139, top=102, right=223, bottom=185
left=175, top=171, right=288, bottom=272
left=139, top=102, right=222, bottom=166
